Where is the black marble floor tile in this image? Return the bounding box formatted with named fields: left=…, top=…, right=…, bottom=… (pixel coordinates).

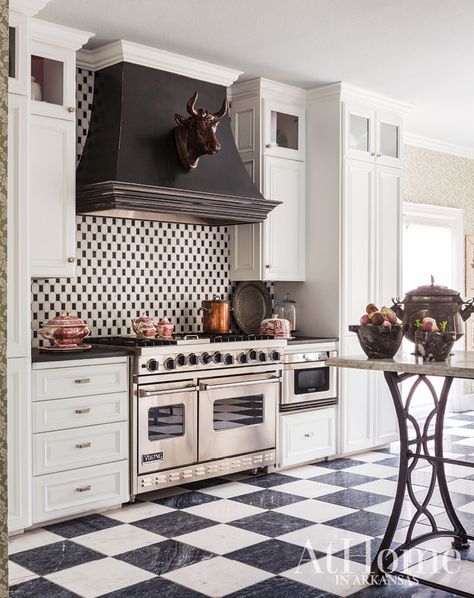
left=9, top=540, right=104, bottom=576
left=131, top=511, right=216, bottom=537
left=116, top=539, right=214, bottom=575
left=153, top=491, right=220, bottom=509
left=230, top=511, right=309, bottom=538
left=376, top=457, right=401, bottom=467
left=237, top=473, right=300, bottom=488
left=417, top=488, right=473, bottom=508
left=227, top=538, right=324, bottom=574
left=317, top=458, right=367, bottom=470
left=333, top=537, right=382, bottom=565
left=439, top=443, right=473, bottom=454
left=317, top=488, right=392, bottom=509
left=226, top=575, right=337, bottom=598
left=9, top=578, right=80, bottom=598
left=326, top=510, right=391, bottom=537
left=100, top=576, right=207, bottom=597
left=231, top=488, right=305, bottom=509
left=352, top=579, right=458, bottom=597
left=44, top=513, right=121, bottom=538
left=310, top=471, right=378, bottom=488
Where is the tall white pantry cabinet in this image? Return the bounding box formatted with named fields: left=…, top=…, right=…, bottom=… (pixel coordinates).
left=279, top=83, right=412, bottom=454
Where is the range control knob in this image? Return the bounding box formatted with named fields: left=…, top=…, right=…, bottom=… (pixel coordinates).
left=176, top=353, right=186, bottom=367
left=269, top=350, right=281, bottom=361
left=248, top=349, right=257, bottom=361
left=213, top=352, right=223, bottom=364
left=224, top=353, right=235, bottom=366
left=258, top=351, right=267, bottom=362
left=164, top=357, right=176, bottom=371
left=201, top=352, right=212, bottom=365
left=187, top=353, right=198, bottom=366
left=238, top=352, right=249, bottom=364
left=146, top=359, right=159, bottom=372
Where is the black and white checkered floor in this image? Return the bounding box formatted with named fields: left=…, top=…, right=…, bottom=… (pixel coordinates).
left=10, top=411, right=474, bottom=597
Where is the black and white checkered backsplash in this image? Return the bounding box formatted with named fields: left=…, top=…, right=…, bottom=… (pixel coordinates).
left=31, top=68, right=272, bottom=345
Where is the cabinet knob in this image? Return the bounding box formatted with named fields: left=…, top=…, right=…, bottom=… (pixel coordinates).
left=266, top=264, right=271, bottom=269
left=75, top=442, right=91, bottom=449
left=76, top=485, right=92, bottom=493
left=376, top=152, right=383, bottom=157
left=370, top=152, right=376, bottom=156
left=74, top=378, right=90, bottom=384
left=75, top=407, right=91, bottom=415
left=304, top=432, right=315, bottom=438
left=265, top=143, right=272, bottom=148
left=67, top=106, right=76, bottom=113
left=68, top=257, right=76, bottom=263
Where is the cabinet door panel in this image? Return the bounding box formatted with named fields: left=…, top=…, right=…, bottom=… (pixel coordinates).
left=8, top=357, right=31, bottom=532
left=263, top=157, right=305, bottom=281
left=342, top=159, right=376, bottom=331
left=8, top=94, right=29, bottom=357
left=263, top=99, right=305, bottom=161
left=376, top=110, right=403, bottom=168
left=230, top=224, right=263, bottom=281
left=343, top=102, right=376, bottom=162
left=30, top=115, right=76, bottom=278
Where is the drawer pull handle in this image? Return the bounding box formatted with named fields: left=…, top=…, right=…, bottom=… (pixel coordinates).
left=75, top=378, right=91, bottom=384
left=76, top=442, right=91, bottom=449
left=304, top=432, right=315, bottom=438
left=75, top=408, right=91, bottom=415
left=76, top=485, right=91, bottom=493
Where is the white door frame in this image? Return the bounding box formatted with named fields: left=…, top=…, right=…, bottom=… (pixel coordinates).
left=403, top=202, right=465, bottom=412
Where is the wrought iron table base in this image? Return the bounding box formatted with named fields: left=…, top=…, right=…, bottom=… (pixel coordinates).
left=370, top=371, right=474, bottom=595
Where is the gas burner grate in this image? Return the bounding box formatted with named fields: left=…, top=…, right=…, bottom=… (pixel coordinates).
left=88, top=336, right=177, bottom=347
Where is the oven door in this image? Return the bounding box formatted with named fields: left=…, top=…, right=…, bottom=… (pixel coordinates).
left=198, top=373, right=279, bottom=462
left=138, top=381, right=198, bottom=474
left=282, top=362, right=336, bottom=405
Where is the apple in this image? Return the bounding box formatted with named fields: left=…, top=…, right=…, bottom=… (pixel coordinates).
left=360, top=314, right=371, bottom=325
left=421, top=317, right=438, bottom=332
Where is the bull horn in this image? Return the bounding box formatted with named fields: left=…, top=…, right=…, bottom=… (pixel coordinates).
left=187, top=91, right=199, bottom=116
left=212, top=98, right=228, bottom=120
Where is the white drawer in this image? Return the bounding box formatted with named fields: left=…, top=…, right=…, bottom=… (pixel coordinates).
left=33, top=392, right=128, bottom=433
left=33, top=422, right=128, bottom=475
left=279, top=407, right=336, bottom=467
left=33, top=362, right=128, bottom=401
left=33, top=461, right=129, bottom=524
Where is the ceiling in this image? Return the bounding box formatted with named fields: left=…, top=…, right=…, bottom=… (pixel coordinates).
left=38, top=0, right=474, bottom=151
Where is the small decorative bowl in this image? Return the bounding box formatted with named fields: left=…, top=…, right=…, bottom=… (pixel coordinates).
left=414, top=330, right=456, bottom=361
left=349, top=324, right=403, bottom=359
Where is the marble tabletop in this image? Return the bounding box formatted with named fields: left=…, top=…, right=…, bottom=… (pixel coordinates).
left=327, top=351, right=474, bottom=379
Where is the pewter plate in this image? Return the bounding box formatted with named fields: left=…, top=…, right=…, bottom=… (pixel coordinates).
left=232, top=281, right=272, bottom=335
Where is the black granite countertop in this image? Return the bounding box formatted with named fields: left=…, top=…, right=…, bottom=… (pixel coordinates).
left=287, top=336, right=338, bottom=345
left=32, top=346, right=134, bottom=363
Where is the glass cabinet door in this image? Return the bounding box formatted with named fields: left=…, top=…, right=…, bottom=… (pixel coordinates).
left=8, top=12, right=28, bottom=96
left=344, top=103, right=375, bottom=161
left=264, top=100, right=305, bottom=160
left=376, top=111, right=402, bottom=167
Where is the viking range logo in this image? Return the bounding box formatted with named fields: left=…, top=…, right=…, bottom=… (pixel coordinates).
left=142, top=452, right=164, bottom=464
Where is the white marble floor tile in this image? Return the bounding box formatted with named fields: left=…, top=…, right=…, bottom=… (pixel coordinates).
left=8, top=528, right=63, bottom=555
left=8, top=562, right=38, bottom=586
left=177, top=523, right=267, bottom=554
left=45, top=557, right=155, bottom=598
left=402, top=553, right=474, bottom=593
left=198, top=481, right=260, bottom=498
left=278, top=523, right=371, bottom=554
left=183, top=498, right=265, bottom=522
left=162, top=556, right=272, bottom=596
left=274, top=499, right=356, bottom=523
left=348, top=452, right=391, bottom=463
left=445, top=427, right=474, bottom=437
left=273, top=479, right=344, bottom=498
left=459, top=500, right=474, bottom=514
left=104, top=501, right=175, bottom=523
left=282, top=464, right=333, bottom=478
left=364, top=499, right=443, bottom=520
left=282, top=555, right=370, bottom=597
left=343, top=463, right=399, bottom=479
left=447, top=478, right=474, bottom=495
left=72, top=523, right=165, bottom=556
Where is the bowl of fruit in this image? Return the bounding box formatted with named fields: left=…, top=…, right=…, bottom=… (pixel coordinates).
left=412, top=317, right=456, bottom=361
left=349, top=304, right=403, bottom=359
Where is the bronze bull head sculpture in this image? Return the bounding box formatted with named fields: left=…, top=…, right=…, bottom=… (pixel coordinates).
left=174, top=91, right=228, bottom=170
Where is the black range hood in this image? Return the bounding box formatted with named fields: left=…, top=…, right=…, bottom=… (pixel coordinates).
left=76, top=61, right=280, bottom=225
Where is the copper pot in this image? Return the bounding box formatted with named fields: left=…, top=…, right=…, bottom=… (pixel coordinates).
left=200, top=295, right=231, bottom=334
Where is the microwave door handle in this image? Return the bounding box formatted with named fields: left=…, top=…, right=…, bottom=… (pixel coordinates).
left=140, top=385, right=199, bottom=398
left=200, top=377, right=280, bottom=391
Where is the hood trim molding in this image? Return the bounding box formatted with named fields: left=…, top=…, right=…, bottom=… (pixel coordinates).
left=77, top=40, right=242, bottom=86
left=77, top=181, right=281, bottom=226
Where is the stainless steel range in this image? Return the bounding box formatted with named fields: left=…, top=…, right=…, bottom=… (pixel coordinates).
left=90, top=334, right=285, bottom=496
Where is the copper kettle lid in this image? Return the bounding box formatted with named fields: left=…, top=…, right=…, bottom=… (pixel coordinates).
left=404, top=276, right=461, bottom=300
left=203, top=294, right=231, bottom=304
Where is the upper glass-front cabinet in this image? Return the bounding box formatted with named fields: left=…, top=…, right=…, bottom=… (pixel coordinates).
left=376, top=110, right=402, bottom=167
left=264, top=100, right=305, bottom=161
left=8, top=12, right=28, bottom=96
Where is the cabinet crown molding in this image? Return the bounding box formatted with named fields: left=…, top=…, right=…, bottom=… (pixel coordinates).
left=10, top=0, right=50, bottom=17
left=76, top=40, right=242, bottom=86
left=31, top=19, right=93, bottom=50
left=229, top=77, right=306, bottom=105
left=307, top=81, right=414, bottom=113
left=404, top=132, right=474, bottom=160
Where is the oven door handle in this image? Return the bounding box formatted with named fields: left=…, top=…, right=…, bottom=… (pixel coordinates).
left=200, top=377, right=280, bottom=391
left=139, top=385, right=199, bottom=398
left=286, top=362, right=330, bottom=371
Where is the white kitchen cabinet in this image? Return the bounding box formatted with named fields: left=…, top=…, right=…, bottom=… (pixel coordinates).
left=229, top=78, right=306, bottom=282
left=8, top=358, right=31, bottom=533
left=8, top=94, right=29, bottom=358
left=29, top=114, right=77, bottom=278
left=279, top=407, right=336, bottom=467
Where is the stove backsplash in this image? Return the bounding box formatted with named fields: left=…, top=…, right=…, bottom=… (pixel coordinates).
left=31, top=68, right=273, bottom=347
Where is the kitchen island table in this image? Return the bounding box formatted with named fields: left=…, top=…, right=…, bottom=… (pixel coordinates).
left=328, top=351, right=474, bottom=597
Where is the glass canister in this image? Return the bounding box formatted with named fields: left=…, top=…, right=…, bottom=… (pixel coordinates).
left=275, top=293, right=297, bottom=332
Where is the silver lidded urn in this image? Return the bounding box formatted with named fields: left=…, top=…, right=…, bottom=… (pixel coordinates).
left=391, top=276, right=474, bottom=343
